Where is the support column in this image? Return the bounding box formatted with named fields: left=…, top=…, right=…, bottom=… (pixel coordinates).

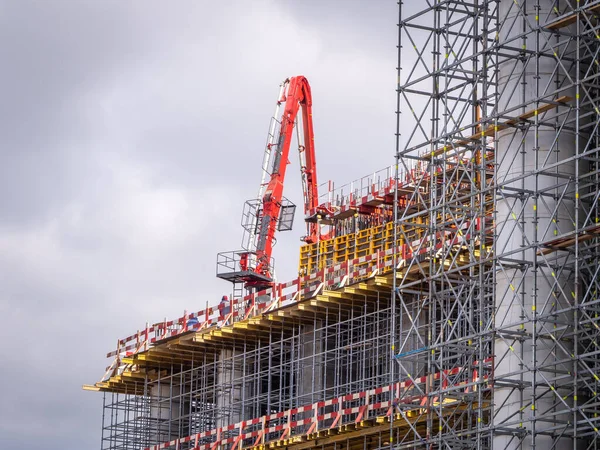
left=216, top=349, right=243, bottom=429
left=149, top=382, right=189, bottom=444
left=298, top=322, right=324, bottom=406
left=495, top=1, right=576, bottom=448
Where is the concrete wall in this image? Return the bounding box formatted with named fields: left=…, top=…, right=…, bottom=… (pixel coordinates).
left=149, top=384, right=189, bottom=444
left=495, top=1, right=576, bottom=448
left=216, top=348, right=243, bottom=429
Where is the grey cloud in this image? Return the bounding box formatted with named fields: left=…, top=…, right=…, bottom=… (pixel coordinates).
left=1, top=1, right=398, bottom=449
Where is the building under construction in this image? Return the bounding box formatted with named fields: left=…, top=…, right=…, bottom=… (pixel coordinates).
left=85, top=1, right=600, bottom=448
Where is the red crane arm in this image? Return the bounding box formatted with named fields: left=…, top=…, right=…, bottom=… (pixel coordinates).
left=297, top=78, right=319, bottom=230
left=255, top=76, right=319, bottom=277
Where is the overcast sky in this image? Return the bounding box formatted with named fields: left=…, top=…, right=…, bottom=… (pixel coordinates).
left=0, top=1, right=398, bottom=448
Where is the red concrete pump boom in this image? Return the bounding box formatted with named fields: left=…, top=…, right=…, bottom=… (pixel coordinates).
left=217, top=76, right=324, bottom=290
left=257, top=76, right=318, bottom=268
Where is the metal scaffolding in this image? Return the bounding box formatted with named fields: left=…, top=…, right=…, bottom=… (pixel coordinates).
left=395, top=0, right=600, bottom=448
left=86, top=1, right=600, bottom=449
left=94, top=291, right=398, bottom=450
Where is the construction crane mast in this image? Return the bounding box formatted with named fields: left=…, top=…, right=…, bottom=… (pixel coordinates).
left=217, top=76, right=324, bottom=291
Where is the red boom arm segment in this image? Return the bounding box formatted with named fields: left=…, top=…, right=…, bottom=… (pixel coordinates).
left=218, top=76, right=323, bottom=290
left=255, top=76, right=319, bottom=279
